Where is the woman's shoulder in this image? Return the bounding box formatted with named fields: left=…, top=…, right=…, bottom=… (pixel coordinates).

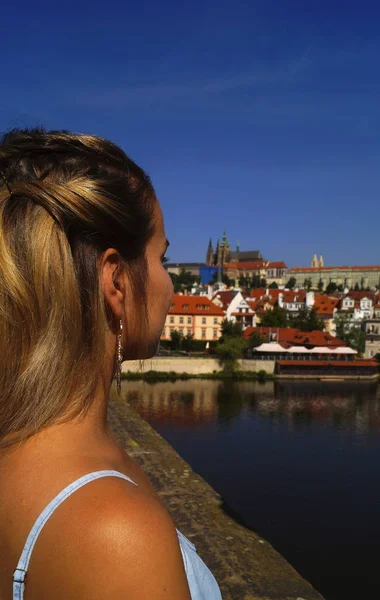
left=29, top=474, right=191, bottom=599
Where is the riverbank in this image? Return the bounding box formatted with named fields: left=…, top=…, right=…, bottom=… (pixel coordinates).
left=108, top=391, right=324, bottom=600
left=122, top=356, right=379, bottom=382
left=121, top=369, right=273, bottom=382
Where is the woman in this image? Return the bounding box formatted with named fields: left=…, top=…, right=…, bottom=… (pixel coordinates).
left=0, top=128, right=222, bottom=599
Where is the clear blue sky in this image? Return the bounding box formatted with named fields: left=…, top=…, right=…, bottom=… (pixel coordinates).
left=1, top=0, right=379, bottom=267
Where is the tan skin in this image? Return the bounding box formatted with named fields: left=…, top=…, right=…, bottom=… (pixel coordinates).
left=0, top=202, right=192, bottom=599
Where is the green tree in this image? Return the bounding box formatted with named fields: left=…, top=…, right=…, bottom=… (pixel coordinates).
left=260, top=306, right=289, bottom=328
left=326, top=282, right=337, bottom=295
left=286, top=277, right=297, bottom=289
left=318, top=279, right=324, bottom=292
left=182, top=333, right=194, bottom=352
left=220, top=318, right=243, bottom=339
left=260, top=278, right=267, bottom=288
left=269, top=281, right=278, bottom=289
left=252, top=275, right=262, bottom=288
left=334, top=313, right=366, bottom=356
left=246, top=331, right=268, bottom=349
left=170, top=329, right=182, bottom=350
left=345, top=328, right=366, bottom=356
left=238, top=276, right=251, bottom=289
left=354, top=282, right=360, bottom=291
left=169, top=269, right=200, bottom=292
left=290, top=308, right=324, bottom=332
left=303, top=278, right=312, bottom=291
left=215, top=336, right=247, bottom=371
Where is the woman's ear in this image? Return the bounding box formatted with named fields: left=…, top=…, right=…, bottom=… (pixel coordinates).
left=101, top=249, right=125, bottom=321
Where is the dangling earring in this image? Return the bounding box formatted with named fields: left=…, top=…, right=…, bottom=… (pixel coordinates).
left=115, top=319, right=123, bottom=395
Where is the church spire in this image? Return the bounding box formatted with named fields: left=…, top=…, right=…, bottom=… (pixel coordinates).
left=206, top=238, right=214, bottom=266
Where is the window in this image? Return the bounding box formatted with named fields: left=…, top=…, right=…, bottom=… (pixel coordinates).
left=187, top=317, right=192, bottom=324
left=197, top=304, right=203, bottom=310
left=205, top=305, right=210, bottom=311
left=183, top=304, right=189, bottom=309
left=202, top=317, right=206, bottom=324
left=213, top=318, right=218, bottom=324
left=180, top=317, right=184, bottom=324
left=213, top=329, right=218, bottom=338
left=202, top=329, right=206, bottom=338
left=170, top=316, right=174, bottom=324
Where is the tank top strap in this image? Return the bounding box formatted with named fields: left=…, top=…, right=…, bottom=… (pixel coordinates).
left=13, top=469, right=137, bottom=600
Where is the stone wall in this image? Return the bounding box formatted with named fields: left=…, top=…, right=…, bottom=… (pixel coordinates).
left=122, top=357, right=275, bottom=374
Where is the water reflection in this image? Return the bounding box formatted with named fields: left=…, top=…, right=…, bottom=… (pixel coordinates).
left=121, top=378, right=380, bottom=600
left=123, top=379, right=380, bottom=440
left=124, top=380, right=219, bottom=426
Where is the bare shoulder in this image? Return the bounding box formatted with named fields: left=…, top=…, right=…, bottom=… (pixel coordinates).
left=31, top=476, right=191, bottom=600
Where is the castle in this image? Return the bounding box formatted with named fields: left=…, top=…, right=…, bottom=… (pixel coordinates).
left=206, top=231, right=263, bottom=267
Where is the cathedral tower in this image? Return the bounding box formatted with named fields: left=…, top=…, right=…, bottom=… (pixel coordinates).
left=206, top=238, right=214, bottom=266
left=217, top=230, right=231, bottom=266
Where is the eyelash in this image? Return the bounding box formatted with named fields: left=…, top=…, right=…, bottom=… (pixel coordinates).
left=161, top=255, right=169, bottom=264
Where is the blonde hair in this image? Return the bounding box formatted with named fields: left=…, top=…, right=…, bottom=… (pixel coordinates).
left=0, top=128, right=156, bottom=449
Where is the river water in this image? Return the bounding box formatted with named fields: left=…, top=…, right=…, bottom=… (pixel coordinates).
left=121, top=378, right=380, bottom=600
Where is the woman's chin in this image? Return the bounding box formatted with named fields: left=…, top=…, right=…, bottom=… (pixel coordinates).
left=123, top=339, right=161, bottom=361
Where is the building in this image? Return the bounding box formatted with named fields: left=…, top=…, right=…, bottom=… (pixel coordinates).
left=212, top=290, right=255, bottom=329
left=229, top=249, right=263, bottom=263
left=374, top=298, right=380, bottom=319
left=223, top=260, right=287, bottom=287
left=362, top=319, right=380, bottom=359
left=265, top=262, right=288, bottom=285
left=165, top=262, right=203, bottom=277
left=288, top=263, right=380, bottom=290
left=162, top=294, right=225, bottom=341
left=205, top=233, right=265, bottom=269
left=311, top=294, right=340, bottom=334
left=278, top=290, right=307, bottom=315
left=206, top=231, right=231, bottom=267
left=339, top=291, right=374, bottom=319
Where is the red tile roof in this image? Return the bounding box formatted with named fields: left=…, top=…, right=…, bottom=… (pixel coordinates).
left=223, top=261, right=266, bottom=270
left=344, top=291, right=375, bottom=300
left=246, top=300, right=258, bottom=311
left=212, top=290, right=235, bottom=311
left=243, top=326, right=346, bottom=348
left=169, top=294, right=225, bottom=316
left=313, top=295, right=339, bottom=315
left=247, top=289, right=266, bottom=300
left=281, top=290, right=306, bottom=303
left=265, top=289, right=282, bottom=299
